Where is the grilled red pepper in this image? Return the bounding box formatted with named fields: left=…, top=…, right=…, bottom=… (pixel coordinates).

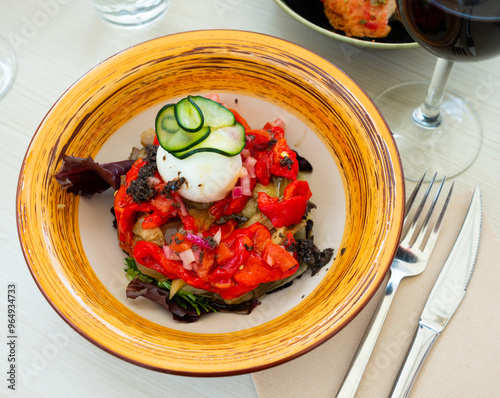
left=270, top=137, right=299, bottom=181
left=114, top=159, right=178, bottom=253
left=132, top=221, right=299, bottom=300
left=257, top=180, right=312, bottom=228
left=208, top=181, right=255, bottom=220
left=117, top=115, right=309, bottom=301
left=253, top=149, right=273, bottom=186
left=249, top=123, right=299, bottom=184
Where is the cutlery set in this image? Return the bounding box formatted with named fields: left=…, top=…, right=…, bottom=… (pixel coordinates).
left=336, top=172, right=483, bottom=398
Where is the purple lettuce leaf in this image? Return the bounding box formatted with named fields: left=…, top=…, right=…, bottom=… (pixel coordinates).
left=126, top=278, right=209, bottom=323
left=54, top=155, right=134, bottom=198
left=126, top=278, right=260, bottom=323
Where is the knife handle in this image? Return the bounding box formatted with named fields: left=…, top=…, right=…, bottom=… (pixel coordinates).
left=389, top=323, right=440, bottom=398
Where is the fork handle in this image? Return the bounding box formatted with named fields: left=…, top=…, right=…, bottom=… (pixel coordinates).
left=336, top=269, right=405, bottom=398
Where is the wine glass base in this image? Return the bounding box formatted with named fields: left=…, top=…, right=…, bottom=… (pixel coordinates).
left=374, top=82, right=482, bottom=181
left=0, top=37, right=16, bottom=100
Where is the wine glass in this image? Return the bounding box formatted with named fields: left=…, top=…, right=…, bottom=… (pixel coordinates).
left=0, top=36, right=16, bottom=101
left=374, top=0, right=500, bottom=180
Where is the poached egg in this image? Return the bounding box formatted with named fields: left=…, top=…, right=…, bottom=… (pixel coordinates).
left=156, top=146, right=242, bottom=203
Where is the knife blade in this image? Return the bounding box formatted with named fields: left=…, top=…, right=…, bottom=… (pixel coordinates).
left=389, top=186, right=482, bottom=398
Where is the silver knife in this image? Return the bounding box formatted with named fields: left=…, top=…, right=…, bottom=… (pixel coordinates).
left=390, top=186, right=482, bottom=398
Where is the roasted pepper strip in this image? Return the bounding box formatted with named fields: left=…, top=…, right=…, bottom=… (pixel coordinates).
left=253, top=149, right=273, bottom=186
left=229, top=108, right=251, bottom=131
left=114, top=159, right=178, bottom=253
left=171, top=192, right=198, bottom=232
left=250, top=124, right=298, bottom=184
left=257, top=193, right=307, bottom=228
left=133, top=240, right=213, bottom=291
left=208, top=178, right=256, bottom=220
left=257, top=180, right=312, bottom=228
left=245, top=129, right=272, bottom=151
left=270, top=137, right=299, bottom=181
left=133, top=222, right=300, bottom=300
left=283, top=180, right=312, bottom=200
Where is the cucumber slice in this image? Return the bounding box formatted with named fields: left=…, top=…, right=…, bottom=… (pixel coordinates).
left=156, top=104, right=211, bottom=153
left=188, top=96, right=236, bottom=128
left=172, top=122, right=246, bottom=159
left=175, top=97, right=204, bottom=132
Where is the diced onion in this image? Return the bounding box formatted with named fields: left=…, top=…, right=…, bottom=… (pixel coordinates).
left=271, top=118, right=285, bottom=129
left=192, top=247, right=202, bottom=264
left=241, top=174, right=252, bottom=196
left=179, top=249, right=197, bottom=269
left=232, top=186, right=242, bottom=198
left=184, top=231, right=216, bottom=250
left=241, top=149, right=251, bottom=158
left=244, top=156, right=256, bottom=178
left=183, top=262, right=194, bottom=271
left=147, top=176, right=162, bottom=187
left=213, top=229, right=222, bottom=245
left=245, top=156, right=257, bottom=166
left=174, top=193, right=189, bottom=217
left=163, top=245, right=180, bottom=261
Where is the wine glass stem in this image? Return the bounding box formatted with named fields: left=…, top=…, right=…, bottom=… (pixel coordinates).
left=412, top=58, right=455, bottom=128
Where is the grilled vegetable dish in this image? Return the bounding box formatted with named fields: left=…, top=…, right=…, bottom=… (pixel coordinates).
left=55, top=94, right=334, bottom=322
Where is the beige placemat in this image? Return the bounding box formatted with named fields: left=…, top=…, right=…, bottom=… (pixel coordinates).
left=252, top=191, right=500, bottom=397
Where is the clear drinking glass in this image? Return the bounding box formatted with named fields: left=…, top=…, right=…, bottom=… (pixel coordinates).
left=91, top=0, right=171, bottom=28
left=0, top=36, right=16, bottom=101
left=375, top=0, right=500, bottom=180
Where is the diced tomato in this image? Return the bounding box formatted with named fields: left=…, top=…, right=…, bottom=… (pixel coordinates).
left=264, top=242, right=299, bottom=272
left=168, top=233, right=192, bottom=252
left=216, top=242, right=234, bottom=265
left=198, top=250, right=215, bottom=279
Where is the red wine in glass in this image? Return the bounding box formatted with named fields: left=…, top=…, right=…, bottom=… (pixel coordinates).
left=399, top=0, right=500, bottom=62
left=374, top=0, right=500, bottom=181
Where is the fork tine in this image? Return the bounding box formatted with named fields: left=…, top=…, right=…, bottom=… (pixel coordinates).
left=404, top=170, right=427, bottom=219
left=413, top=176, right=448, bottom=249
left=421, top=181, right=454, bottom=253
left=401, top=172, right=437, bottom=244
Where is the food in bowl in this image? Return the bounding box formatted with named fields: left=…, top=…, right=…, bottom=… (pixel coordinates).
left=18, top=30, right=404, bottom=375
left=321, top=0, right=398, bottom=38
left=55, top=94, right=334, bottom=323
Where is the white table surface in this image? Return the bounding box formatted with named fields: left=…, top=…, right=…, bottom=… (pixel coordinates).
left=1, top=1, right=499, bottom=397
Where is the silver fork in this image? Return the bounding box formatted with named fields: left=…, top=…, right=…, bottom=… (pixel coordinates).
left=336, top=171, right=454, bottom=398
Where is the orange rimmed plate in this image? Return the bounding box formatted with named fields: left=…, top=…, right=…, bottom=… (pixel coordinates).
left=16, top=30, right=404, bottom=376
